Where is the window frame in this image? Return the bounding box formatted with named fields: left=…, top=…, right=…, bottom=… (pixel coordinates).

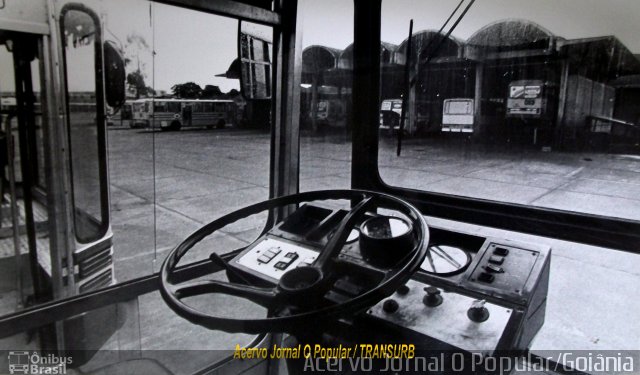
left=350, top=0, right=640, bottom=253
left=59, top=3, right=110, bottom=244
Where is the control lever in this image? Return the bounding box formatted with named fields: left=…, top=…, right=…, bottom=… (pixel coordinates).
left=423, top=286, right=443, bottom=307
left=467, top=299, right=490, bottom=322
left=210, top=253, right=254, bottom=285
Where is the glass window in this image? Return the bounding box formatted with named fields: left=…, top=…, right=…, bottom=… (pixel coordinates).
left=2, top=288, right=263, bottom=373
left=239, top=25, right=272, bottom=99
left=167, top=101, right=180, bottom=113
left=93, top=1, right=274, bottom=286
left=299, top=0, right=354, bottom=192
left=153, top=101, right=165, bottom=112
left=62, top=7, right=108, bottom=243
left=377, top=0, right=640, bottom=222
left=374, top=0, right=640, bottom=359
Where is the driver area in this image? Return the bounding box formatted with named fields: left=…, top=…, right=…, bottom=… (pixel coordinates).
left=160, top=190, right=429, bottom=333
left=159, top=190, right=430, bottom=373
left=159, top=189, right=552, bottom=374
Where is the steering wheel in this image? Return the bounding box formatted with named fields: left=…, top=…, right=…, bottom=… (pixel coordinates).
left=160, top=189, right=430, bottom=334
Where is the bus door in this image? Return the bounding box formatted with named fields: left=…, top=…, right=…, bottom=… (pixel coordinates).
left=56, top=3, right=125, bottom=361
left=182, top=103, right=193, bottom=127
left=0, top=0, right=68, bottom=334
left=0, top=1, right=124, bottom=358
left=0, top=32, right=48, bottom=311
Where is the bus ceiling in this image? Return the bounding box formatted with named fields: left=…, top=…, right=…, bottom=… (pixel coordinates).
left=0, top=0, right=49, bottom=35
left=151, top=0, right=280, bottom=27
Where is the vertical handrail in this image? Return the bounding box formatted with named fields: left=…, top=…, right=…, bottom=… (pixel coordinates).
left=5, top=114, right=24, bottom=308
left=13, top=40, right=44, bottom=301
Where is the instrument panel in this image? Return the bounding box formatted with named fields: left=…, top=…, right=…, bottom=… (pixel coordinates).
left=228, top=203, right=551, bottom=358
left=233, top=237, right=318, bottom=282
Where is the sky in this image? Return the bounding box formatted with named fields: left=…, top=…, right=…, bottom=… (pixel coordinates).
left=300, top=0, right=640, bottom=50
left=2, top=0, right=640, bottom=93
left=103, top=0, right=239, bottom=93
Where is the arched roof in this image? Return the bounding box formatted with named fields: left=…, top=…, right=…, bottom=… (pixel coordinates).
left=337, top=42, right=398, bottom=69
left=467, top=19, right=555, bottom=49
left=396, top=29, right=463, bottom=64
left=337, top=44, right=354, bottom=69
left=302, top=45, right=342, bottom=74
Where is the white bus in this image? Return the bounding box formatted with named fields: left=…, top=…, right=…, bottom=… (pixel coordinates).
left=442, top=98, right=474, bottom=133
left=107, top=100, right=133, bottom=127
left=131, top=98, right=236, bottom=130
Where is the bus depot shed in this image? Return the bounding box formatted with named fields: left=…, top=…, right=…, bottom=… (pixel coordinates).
left=297, top=19, right=640, bottom=151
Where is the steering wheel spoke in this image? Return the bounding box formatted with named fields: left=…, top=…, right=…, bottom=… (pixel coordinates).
left=314, top=195, right=377, bottom=271
left=160, top=189, right=429, bottom=334
left=172, top=280, right=278, bottom=309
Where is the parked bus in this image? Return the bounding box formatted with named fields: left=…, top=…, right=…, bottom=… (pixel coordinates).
left=131, top=98, right=236, bottom=130
left=107, top=100, right=133, bottom=126
left=379, top=98, right=403, bottom=133
left=506, top=80, right=559, bottom=145
left=442, top=98, right=474, bottom=133
left=314, top=98, right=346, bottom=128
left=506, top=80, right=546, bottom=117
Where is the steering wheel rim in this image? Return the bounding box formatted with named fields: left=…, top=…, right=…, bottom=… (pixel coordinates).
left=160, top=189, right=430, bottom=334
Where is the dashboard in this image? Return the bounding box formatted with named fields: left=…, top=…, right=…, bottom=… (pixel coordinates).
left=227, top=202, right=551, bottom=364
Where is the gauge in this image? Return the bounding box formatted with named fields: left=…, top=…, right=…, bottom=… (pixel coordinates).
left=360, top=216, right=411, bottom=239
left=421, top=245, right=472, bottom=276
left=359, top=216, right=415, bottom=267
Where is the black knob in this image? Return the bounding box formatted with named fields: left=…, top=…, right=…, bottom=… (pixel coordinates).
left=467, top=300, right=490, bottom=322
left=397, top=284, right=410, bottom=295
left=422, top=286, right=443, bottom=307
left=383, top=299, right=399, bottom=313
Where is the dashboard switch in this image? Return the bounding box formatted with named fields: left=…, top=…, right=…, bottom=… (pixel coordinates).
left=257, top=255, right=272, bottom=264
left=486, top=264, right=504, bottom=273
left=488, top=255, right=504, bottom=265
left=284, top=252, right=299, bottom=261
left=477, top=272, right=495, bottom=283
left=494, top=247, right=509, bottom=256
left=274, top=261, right=291, bottom=270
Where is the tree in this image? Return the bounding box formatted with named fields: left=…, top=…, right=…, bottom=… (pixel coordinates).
left=123, top=33, right=152, bottom=98
left=171, top=82, right=203, bottom=99
left=201, top=85, right=223, bottom=99
left=126, top=70, right=153, bottom=99
left=225, top=89, right=240, bottom=98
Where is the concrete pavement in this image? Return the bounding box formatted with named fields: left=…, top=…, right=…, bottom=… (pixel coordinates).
left=99, top=126, right=640, bottom=355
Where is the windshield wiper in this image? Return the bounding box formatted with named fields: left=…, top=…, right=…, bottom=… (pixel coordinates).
left=397, top=19, right=413, bottom=156
left=396, top=0, right=476, bottom=156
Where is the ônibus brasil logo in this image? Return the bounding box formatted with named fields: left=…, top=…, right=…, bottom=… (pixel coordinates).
left=7, top=351, right=72, bottom=374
